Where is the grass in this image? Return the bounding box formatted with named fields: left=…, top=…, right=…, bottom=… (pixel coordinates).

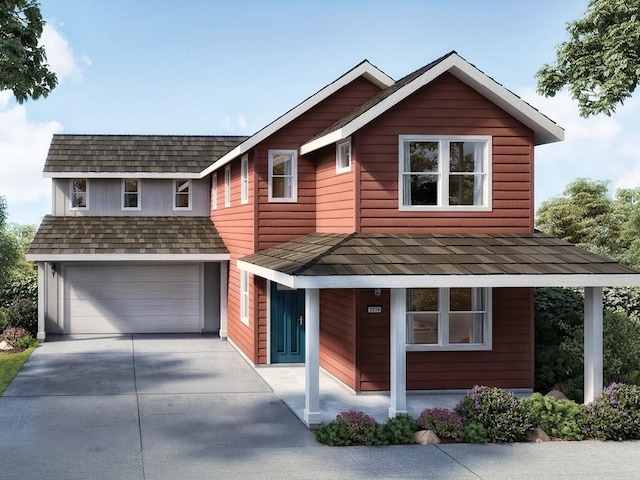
left=0, top=346, right=36, bottom=395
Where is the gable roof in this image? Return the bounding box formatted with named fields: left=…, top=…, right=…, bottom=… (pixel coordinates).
left=238, top=232, right=640, bottom=289
left=300, top=52, right=564, bottom=155
left=199, top=60, right=394, bottom=178
left=44, top=135, right=248, bottom=178
left=26, top=215, right=229, bottom=261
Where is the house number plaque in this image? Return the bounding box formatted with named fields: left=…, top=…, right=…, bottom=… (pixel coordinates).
left=367, top=306, right=382, bottom=314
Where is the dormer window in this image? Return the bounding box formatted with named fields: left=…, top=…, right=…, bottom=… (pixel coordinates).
left=122, top=179, right=141, bottom=210
left=174, top=179, right=192, bottom=210
left=71, top=179, right=88, bottom=209
left=336, top=138, right=351, bottom=173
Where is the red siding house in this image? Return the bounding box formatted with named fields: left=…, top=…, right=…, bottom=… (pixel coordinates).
left=28, top=52, right=640, bottom=426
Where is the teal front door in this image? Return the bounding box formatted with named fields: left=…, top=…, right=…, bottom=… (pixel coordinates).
left=270, top=283, right=305, bottom=363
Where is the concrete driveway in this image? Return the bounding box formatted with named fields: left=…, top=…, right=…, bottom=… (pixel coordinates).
left=2, top=334, right=640, bottom=480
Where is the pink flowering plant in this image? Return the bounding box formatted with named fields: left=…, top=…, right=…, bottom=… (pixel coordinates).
left=584, top=383, right=640, bottom=441
left=335, top=410, right=378, bottom=444
left=416, top=408, right=464, bottom=441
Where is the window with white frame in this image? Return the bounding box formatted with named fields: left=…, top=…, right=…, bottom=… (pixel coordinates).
left=174, top=179, right=191, bottom=209
left=241, top=154, right=249, bottom=204
left=224, top=165, right=231, bottom=207
left=240, top=270, right=249, bottom=325
left=399, top=136, right=490, bottom=210
left=407, top=287, right=491, bottom=350
left=122, top=179, right=141, bottom=210
left=268, top=150, right=297, bottom=202
left=71, top=178, right=88, bottom=209
left=336, top=138, right=351, bottom=173
left=211, top=172, right=217, bottom=210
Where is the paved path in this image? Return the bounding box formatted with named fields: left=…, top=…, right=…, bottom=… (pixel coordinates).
left=0, top=334, right=639, bottom=479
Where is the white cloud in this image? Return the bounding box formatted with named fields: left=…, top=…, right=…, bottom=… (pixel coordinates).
left=40, top=23, right=90, bottom=83
left=216, top=114, right=248, bottom=133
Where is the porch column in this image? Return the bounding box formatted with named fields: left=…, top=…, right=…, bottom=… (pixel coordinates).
left=36, top=262, right=46, bottom=342
left=219, top=262, right=228, bottom=338
left=304, top=288, right=321, bottom=426
left=389, top=288, right=407, bottom=417
left=584, top=286, right=603, bottom=403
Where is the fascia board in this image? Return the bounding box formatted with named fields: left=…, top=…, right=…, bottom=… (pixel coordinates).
left=26, top=253, right=230, bottom=262
left=44, top=172, right=200, bottom=179
left=237, top=260, right=296, bottom=288
left=200, top=62, right=395, bottom=178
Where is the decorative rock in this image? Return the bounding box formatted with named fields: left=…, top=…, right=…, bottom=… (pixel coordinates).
left=545, top=389, right=569, bottom=401
left=0, top=341, right=12, bottom=351
left=414, top=429, right=441, bottom=445
left=526, top=427, right=551, bottom=443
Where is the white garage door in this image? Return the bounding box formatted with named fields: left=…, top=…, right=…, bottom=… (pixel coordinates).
left=65, top=264, right=201, bottom=334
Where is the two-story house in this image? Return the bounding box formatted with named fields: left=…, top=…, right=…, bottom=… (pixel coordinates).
left=28, top=52, right=640, bottom=426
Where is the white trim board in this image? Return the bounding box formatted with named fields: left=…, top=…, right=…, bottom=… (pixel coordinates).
left=45, top=172, right=200, bottom=179
left=27, top=253, right=231, bottom=262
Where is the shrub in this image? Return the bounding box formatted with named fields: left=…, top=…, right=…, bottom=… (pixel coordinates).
left=0, top=326, right=37, bottom=350
left=519, top=393, right=586, bottom=440
left=416, top=408, right=464, bottom=441
left=0, top=268, right=37, bottom=309
left=462, top=421, right=489, bottom=443
left=584, top=383, right=640, bottom=441
left=455, top=386, right=534, bottom=443
left=4, top=297, right=37, bottom=337
left=315, top=410, right=386, bottom=446
left=383, top=413, right=416, bottom=444
left=315, top=421, right=352, bottom=446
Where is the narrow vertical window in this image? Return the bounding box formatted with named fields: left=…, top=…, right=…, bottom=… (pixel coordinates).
left=71, top=178, right=88, bottom=209
left=240, top=270, right=249, bottom=325
left=122, top=179, right=140, bottom=210
left=174, top=179, right=191, bottom=209
left=241, top=154, right=249, bottom=204
left=336, top=138, right=351, bottom=173
left=224, top=165, right=231, bottom=207
left=268, top=150, right=297, bottom=202
left=211, top=172, right=217, bottom=211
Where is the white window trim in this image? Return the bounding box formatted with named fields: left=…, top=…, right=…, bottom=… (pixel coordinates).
left=240, top=270, right=249, bottom=326
left=406, top=287, right=492, bottom=352
left=268, top=149, right=298, bottom=203
left=241, top=154, right=249, bottom=204
left=70, top=178, right=89, bottom=210
left=173, top=179, right=192, bottom=210
left=121, top=179, right=141, bottom=211
left=211, top=172, right=217, bottom=210
left=336, top=138, right=351, bottom=174
left=398, top=135, right=492, bottom=212
left=224, top=165, right=231, bottom=207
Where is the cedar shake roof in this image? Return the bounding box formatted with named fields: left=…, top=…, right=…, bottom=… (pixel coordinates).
left=44, top=135, right=248, bottom=175
left=27, top=216, right=228, bottom=257
left=240, top=232, right=639, bottom=277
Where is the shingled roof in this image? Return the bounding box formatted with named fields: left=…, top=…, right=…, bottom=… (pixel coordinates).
left=44, top=135, right=248, bottom=176
left=27, top=216, right=229, bottom=260
left=238, top=232, right=640, bottom=288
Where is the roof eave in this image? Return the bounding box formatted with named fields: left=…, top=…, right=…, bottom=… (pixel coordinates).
left=43, top=172, right=201, bottom=179
left=27, top=253, right=230, bottom=262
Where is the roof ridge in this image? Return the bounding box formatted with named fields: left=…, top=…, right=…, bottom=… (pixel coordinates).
left=291, top=232, right=356, bottom=276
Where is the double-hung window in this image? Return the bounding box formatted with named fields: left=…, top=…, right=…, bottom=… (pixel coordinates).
left=241, top=155, right=249, bottom=204
left=407, top=287, right=491, bottom=351
left=240, top=270, right=249, bottom=326
left=268, top=150, right=297, bottom=202
left=174, top=179, right=191, bottom=210
left=336, top=138, right=351, bottom=173
left=399, top=136, right=491, bottom=211
left=122, top=179, right=141, bottom=210
left=71, top=178, right=88, bottom=209
left=224, top=165, right=231, bottom=207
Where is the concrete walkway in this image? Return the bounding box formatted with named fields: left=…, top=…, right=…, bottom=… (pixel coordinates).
left=0, top=334, right=639, bottom=479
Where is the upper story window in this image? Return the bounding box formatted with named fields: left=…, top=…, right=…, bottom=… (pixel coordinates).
left=268, top=150, right=297, bottom=202
left=336, top=138, right=351, bottom=174
left=211, top=172, right=218, bottom=211
left=241, top=154, right=249, bottom=204
left=224, top=165, right=231, bottom=207
left=174, top=179, right=191, bottom=210
left=407, top=287, right=491, bottom=351
left=399, top=135, right=491, bottom=211
left=240, top=270, right=249, bottom=326
left=122, top=179, right=141, bottom=210
left=71, top=178, right=88, bottom=209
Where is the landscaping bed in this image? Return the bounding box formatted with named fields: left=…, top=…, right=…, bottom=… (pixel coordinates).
left=0, top=327, right=38, bottom=395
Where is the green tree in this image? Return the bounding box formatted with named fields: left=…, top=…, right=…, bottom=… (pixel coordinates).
left=0, top=196, right=19, bottom=288
left=536, top=0, right=640, bottom=117
left=0, top=0, right=57, bottom=103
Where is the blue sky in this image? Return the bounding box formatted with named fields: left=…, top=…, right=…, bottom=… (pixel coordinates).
left=2, top=0, right=639, bottom=225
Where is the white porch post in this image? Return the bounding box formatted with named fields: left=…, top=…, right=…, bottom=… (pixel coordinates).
left=219, top=261, right=228, bottom=338
left=36, top=262, right=46, bottom=342
left=304, top=288, right=321, bottom=426
left=389, top=288, right=407, bottom=417
left=584, top=286, right=603, bottom=403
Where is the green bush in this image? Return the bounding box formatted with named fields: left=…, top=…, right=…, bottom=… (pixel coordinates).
left=383, top=413, right=416, bottom=444
left=416, top=408, right=464, bottom=441
left=315, top=421, right=352, bottom=446
left=461, top=421, right=489, bottom=443
left=315, top=410, right=387, bottom=446
left=584, top=383, right=640, bottom=441
left=455, top=386, right=534, bottom=443
left=0, top=326, right=37, bottom=350
left=5, top=297, right=37, bottom=337
left=519, top=393, right=586, bottom=440
left=0, top=268, right=37, bottom=309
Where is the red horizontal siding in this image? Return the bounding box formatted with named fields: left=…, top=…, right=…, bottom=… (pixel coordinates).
left=320, top=289, right=356, bottom=389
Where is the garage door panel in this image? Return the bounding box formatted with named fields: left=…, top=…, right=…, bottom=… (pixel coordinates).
left=69, top=315, right=201, bottom=334
left=68, top=282, right=200, bottom=301
left=67, top=298, right=200, bottom=318
left=66, top=265, right=199, bottom=283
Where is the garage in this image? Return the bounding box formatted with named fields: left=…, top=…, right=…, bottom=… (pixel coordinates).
left=64, top=264, right=202, bottom=334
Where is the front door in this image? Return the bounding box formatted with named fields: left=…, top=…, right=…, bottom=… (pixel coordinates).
left=270, top=283, right=305, bottom=363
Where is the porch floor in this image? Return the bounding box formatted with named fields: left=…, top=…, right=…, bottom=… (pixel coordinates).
left=254, top=365, right=467, bottom=425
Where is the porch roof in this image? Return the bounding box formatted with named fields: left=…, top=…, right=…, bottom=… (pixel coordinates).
left=237, top=232, right=640, bottom=289
left=26, top=215, right=229, bottom=262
